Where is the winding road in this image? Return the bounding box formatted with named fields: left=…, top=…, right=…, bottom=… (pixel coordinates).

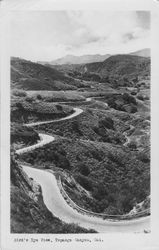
left=22, top=165, right=150, bottom=233
left=16, top=133, right=55, bottom=155
left=16, top=104, right=150, bottom=233
left=25, top=107, right=83, bottom=127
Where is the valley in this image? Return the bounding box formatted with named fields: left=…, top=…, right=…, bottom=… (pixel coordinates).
left=10, top=51, right=150, bottom=233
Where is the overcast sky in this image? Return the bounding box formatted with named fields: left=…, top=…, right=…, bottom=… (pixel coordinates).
left=10, top=11, right=150, bottom=62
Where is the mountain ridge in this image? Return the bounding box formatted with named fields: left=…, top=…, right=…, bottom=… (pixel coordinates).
left=130, top=48, right=150, bottom=58
left=38, top=54, right=111, bottom=66
left=37, top=48, right=150, bottom=66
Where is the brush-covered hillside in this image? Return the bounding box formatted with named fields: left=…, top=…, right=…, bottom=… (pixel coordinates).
left=78, top=55, right=150, bottom=80
left=11, top=57, right=88, bottom=91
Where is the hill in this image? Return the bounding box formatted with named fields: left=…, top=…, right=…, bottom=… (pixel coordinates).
left=39, top=54, right=111, bottom=65
left=130, top=48, right=150, bottom=58
left=77, top=54, right=150, bottom=81
left=11, top=57, right=87, bottom=91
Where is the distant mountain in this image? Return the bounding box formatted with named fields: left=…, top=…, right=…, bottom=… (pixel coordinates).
left=77, top=54, right=150, bottom=80
left=130, top=48, right=150, bottom=58
left=39, top=54, right=111, bottom=66
left=11, top=57, right=85, bottom=91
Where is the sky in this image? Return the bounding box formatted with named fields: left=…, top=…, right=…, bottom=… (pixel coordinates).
left=10, top=11, right=150, bottom=62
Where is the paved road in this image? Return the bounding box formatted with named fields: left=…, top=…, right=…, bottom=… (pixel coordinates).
left=16, top=133, right=55, bottom=155
left=22, top=165, right=150, bottom=233
left=25, top=107, right=83, bottom=127
left=16, top=102, right=150, bottom=233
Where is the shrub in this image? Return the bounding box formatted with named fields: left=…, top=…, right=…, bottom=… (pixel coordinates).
left=137, top=152, right=150, bottom=163
left=99, top=117, right=114, bottom=130
left=36, top=94, right=42, bottom=100
left=12, top=90, right=27, bottom=97
left=56, top=104, right=63, bottom=111
left=131, top=91, right=137, bottom=96
left=92, top=184, right=107, bottom=200
left=137, top=94, right=144, bottom=101
left=55, top=153, right=71, bottom=170
left=75, top=174, right=92, bottom=191
left=16, top=102, right=24, bottom=110
left=128, top=141, right=137, bottom=149
left=77, top=163, right=90, bottom=176
left=25, top=96, right=34, bottom=103
left=123, top=93, right=137, bottom=105
left=71, top=120, right=82, bottom=135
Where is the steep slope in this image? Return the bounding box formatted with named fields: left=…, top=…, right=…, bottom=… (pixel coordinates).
left=11, top=155, right=96, bottom=233
left=130, top=48, right=150, bottom=58
left=11, top=57, right=84, bottom=91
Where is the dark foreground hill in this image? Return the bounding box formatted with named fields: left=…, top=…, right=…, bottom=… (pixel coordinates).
left=11, top=57, right=87, bottom=91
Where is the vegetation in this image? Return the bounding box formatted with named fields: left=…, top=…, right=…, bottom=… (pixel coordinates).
left=10, top=53, right=150, bottom=232
left=107, top=93, right=138, bottom=113
left=18, top=137, right=150, bottom=215
left=11, top=99, right=73, bottom=123
left=11, top=57, right=86, bottom=91
left=76, top=55, right=150, bottom=83
left=11, top=158, right=96, bottom=233
left=11, top=123, right=40, bottom=148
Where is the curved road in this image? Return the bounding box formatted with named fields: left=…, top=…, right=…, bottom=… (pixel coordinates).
left=25, top=107, right=83, bottom=127
left=16, top=104, right=150, bottom=233
left=22, top=165, right=150, bottom=233
left=16, top=133, right=55, bottom=155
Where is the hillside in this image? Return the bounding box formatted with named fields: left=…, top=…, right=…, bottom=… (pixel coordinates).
left=11, top=57, right=87, bottom=91
left=19, top=135, right=150, bottom=215
left=78, top=55, right=150, bottom=80
left=11, top=156, right=96, bottom=233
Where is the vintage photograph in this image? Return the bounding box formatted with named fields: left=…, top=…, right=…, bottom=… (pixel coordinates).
left=10, top=11, right=150, bottom=233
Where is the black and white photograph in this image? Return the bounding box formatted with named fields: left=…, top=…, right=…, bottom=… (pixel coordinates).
left=9, top=10, right=151, bottom=234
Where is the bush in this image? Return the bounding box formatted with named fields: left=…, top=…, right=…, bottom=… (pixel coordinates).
left=12, top=90, right=27, bottom=97
left=128, top=141, right=137, bottom=149
left=92, top=184, right=107, bottom=201
left=71, top=120, right=82, bottom=135
left=75, top=174, right=92, bottom=191
left=25, top=96, right=34, bottom=103
left=123, top=93, right=137, bottom=105
left=77, top=163, right=90, bottom=176
left=99, top=117, right=114, bottom=130
left=36, top=94, right=42, bottom=100
left=137, top=94, right=144, bottom=101
left=56, top=104, right=63, bottom=111
left=131, top=91, right=137, bottom=96
left=137, top=152, right=150, bottom=163
left=16, top=102, right=24, bottom=110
